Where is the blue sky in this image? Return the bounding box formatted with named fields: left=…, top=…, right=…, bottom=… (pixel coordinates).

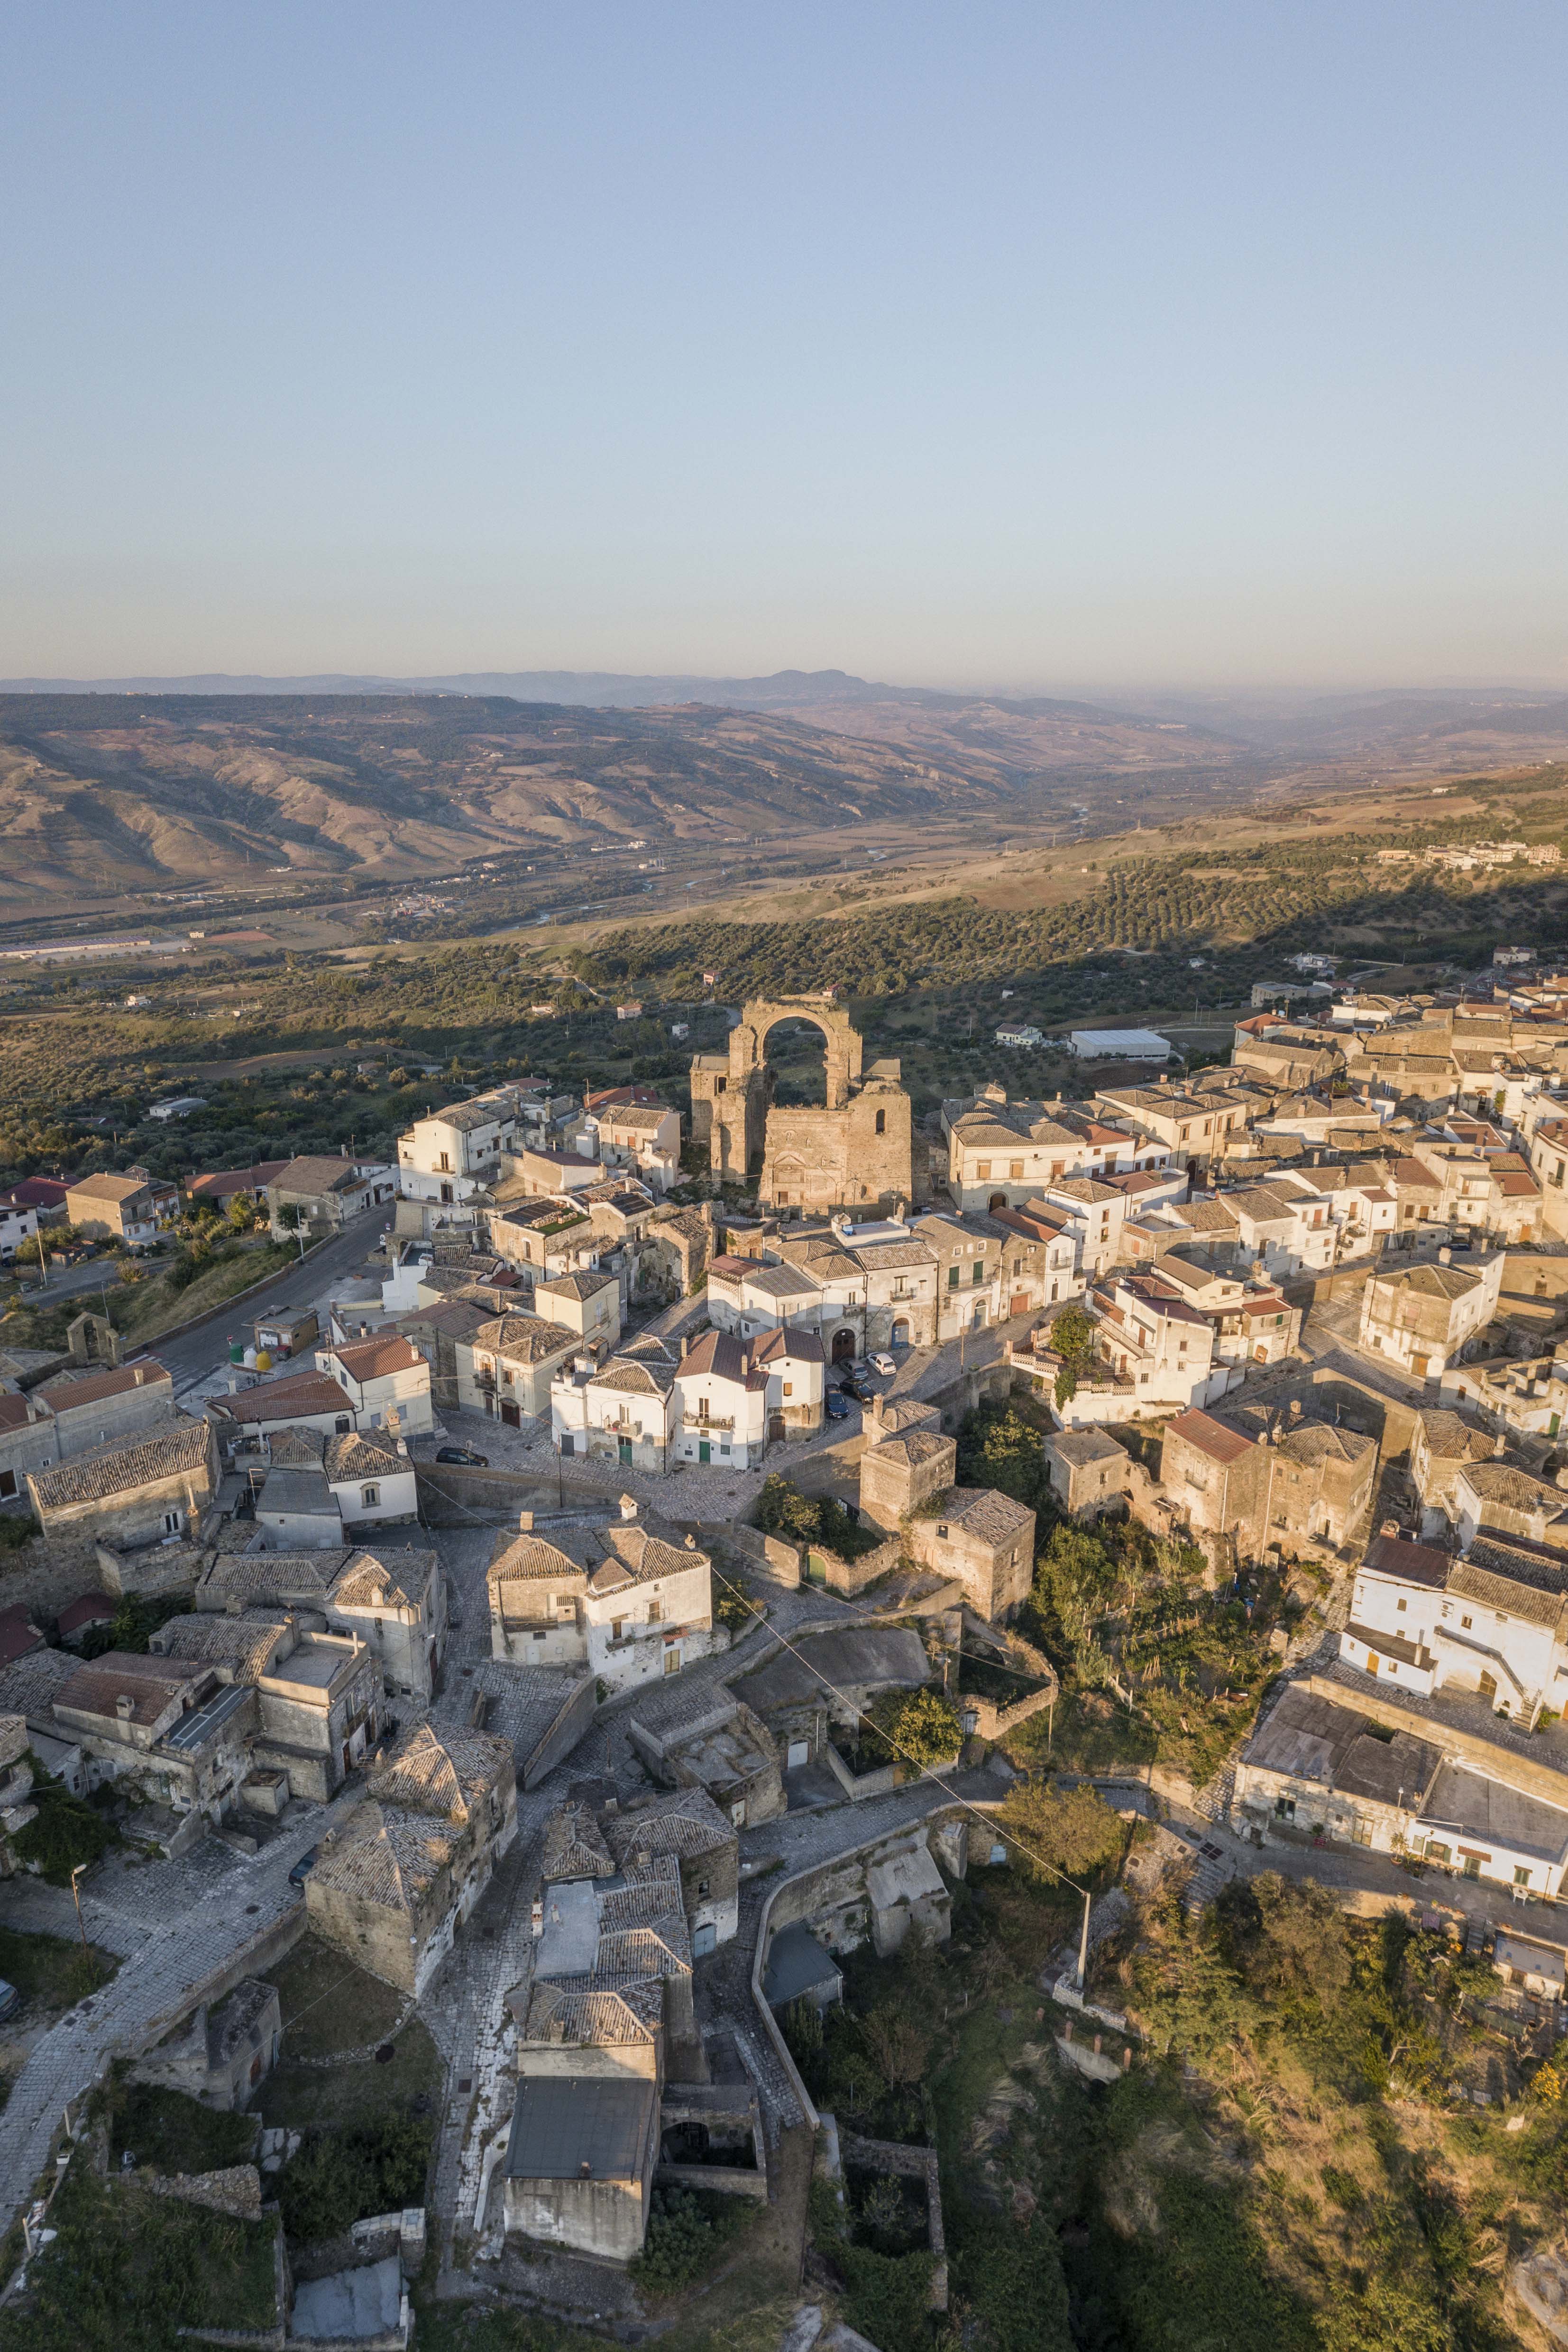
left=1, top=2, right=1564, bottom=687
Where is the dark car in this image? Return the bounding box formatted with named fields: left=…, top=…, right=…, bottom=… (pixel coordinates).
left=1445, top=1232, right=1474, bottom=1252
left=825, top=1389, right=853, bottom=1420
left=0, top=1979, right=18, bottom=2023
left=839, top=1374, right=874, bottom=1403
left=288, top=1845, right=319, bottom=1889
left=436, top=1446, right=489, bottom=1466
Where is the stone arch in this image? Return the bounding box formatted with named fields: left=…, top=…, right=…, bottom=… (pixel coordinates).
left=729, top=996, right=862, bottom=1110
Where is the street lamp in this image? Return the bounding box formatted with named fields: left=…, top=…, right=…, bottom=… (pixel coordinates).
left=69, top=1861, right=93, bottom=1987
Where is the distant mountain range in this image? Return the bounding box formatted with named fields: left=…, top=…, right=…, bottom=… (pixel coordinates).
left=0, top=672, right=1564, bottom=908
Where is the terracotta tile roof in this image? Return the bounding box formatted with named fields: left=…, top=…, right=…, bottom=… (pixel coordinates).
left=55, top=1651, right=204, bottom=1728
left=329, top=1335, right=425, bottom=1383
left=0, top=1394, right=38, bottom=1434
left=0, top=1646, right=78, bottom=1717
left=323, top=1429, right=405, bottom=1483
left=329, top=1547, right=436, bottom=1613
left=519, top=1977, right=663, bottom=2045
left=37, top=1362, right=172, bottom=1412
left=155, top=1614, right=291, bottom=1682
left=271, top=1155, right=367, bottom=1196
left=56, top=1591, right=116, bottom=1636
left=197, top=1549, right=349, bottom=1608
left=679, top=1329, right=765, bottom=1388
left=1362, top=1533, right=1455, bottom=1587
left=748, top=1326, right=825, bottom=1367
left=472, top=1314, right=576, bottom=1364
left=1165, top=1409, right=1255, bottom=1466
left=605, top=1787, right=734, bottom=1867
left=0, top=1604, right=43, bottom=1666
left=267, top=1425, right=327, bottom=1468
left=591, top=1519, right=708, bottom=1593
left=67, top=1172, right=153, bottom=1206
left=217, top=1369, right=354, bottom=1425
left=369, top=1721, right=510, bottom=1823
left=536, top=1269, right=618, bottom=1303
left=396, top=1300, right=489, bottom=1341
left=488, top=1528, right=598, bottom=1586
left=187, top=1160, right=289, bottom=1200
left=939, top=1486, right=1035, bottom=1546
left=307, top=1802, right=457, bottom=1913
left=541, top=1802, right=616, bottom=1883
left=29, top=1420, right=212, bottom=1510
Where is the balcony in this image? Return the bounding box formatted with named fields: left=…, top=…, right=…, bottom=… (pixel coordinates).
left=682, top=1412, right=735, bottom=1431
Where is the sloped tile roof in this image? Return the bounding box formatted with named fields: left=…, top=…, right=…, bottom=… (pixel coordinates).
left=487, top=1527, right=597, bottom=1586
left=37, top=1362, right=171, bottom=1412
left=541, top=1801, right=615, bottom=1884
left=307, top=1802, right=457, bottom=1913
left=605, top=1786, right=734, bottom=1867
left=330, top=1547, right=436, bottom=1612
left=154, top=1614, right=291, bottom=1682
left=369, top=1721, right=510, bottom=1823
left=30, top=1420, right=212, bottom=1510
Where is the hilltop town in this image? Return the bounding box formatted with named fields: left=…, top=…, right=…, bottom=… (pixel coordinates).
left=7, top=953, right=1568, bottom=2346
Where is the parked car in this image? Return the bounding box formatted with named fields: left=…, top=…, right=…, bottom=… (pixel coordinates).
left=288, top=1845, right=319, bottom=1889
left=0, top=1979, right=18, bottom=2023
left=825, top=1390, right=853, bottom=1420
left=436, top=1446, right=489, bottom=1466
left=839, top=1373, right=874, bottom=1403
left=868, top=1352, right=896, bottom=1376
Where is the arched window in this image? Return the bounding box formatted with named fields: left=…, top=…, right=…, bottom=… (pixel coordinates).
left=874, top=1108, right=886, bottom=1135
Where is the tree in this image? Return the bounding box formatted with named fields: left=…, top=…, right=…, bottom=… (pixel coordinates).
left=1134, top=1899, right=1245, bottom=2060
left=863, top=1685, right=963, bottom=1771
left=992, top=1779, right=1123, bottom=1883
left=1218, top=1871, right=1351, bottom=2001
left=861, top=2004, right=931, bottom=2089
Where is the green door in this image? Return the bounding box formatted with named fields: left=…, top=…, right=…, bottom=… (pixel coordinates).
left=698, top=1439, right=710, bottom=1464
left=1463, top=1856, right=1481, bottom=1880
left=618, top=1437, right=632, bottom=1465
left=806, top=1550, right=827, bottom=1586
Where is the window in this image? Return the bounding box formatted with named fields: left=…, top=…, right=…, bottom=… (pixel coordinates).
left=648, top=1600, right=662, bottom=1623
left=972, top=1262, right=984, bottom=1285
left=611, top=1616, right=624, bottom=1640
left=1009, top=1161, right=1023, bottom=1180
left=1396, top=1598, right=1406, bottom=1613
left=163, top=1510, right=182, bottom=1534
left=715, top=1075, right=726, bottom=1093
left=875, top=1109, right=886, bottom=1135
left=697, top=1876, right=710, bottom=1897
left=948, top=1264, right=959, bottom=1290
left=361, top=1483, right=380, bottom=1509
left=975, top=1160, right=991, bottom=1180
left=1516, top=1866, right=1532, bottom=1887
left=336, top=1416, right=351, bottom=1434
left=663, top=1647, right=682, bottom=1675
left=1461, top=1614, right=1473, bottom=1629
left=782, top=1381, right=793, bottom=1397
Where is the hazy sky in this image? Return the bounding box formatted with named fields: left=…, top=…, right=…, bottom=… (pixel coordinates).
left=2, top=3, right=1565, bottom=689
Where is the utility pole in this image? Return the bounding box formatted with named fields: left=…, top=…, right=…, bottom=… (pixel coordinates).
left=1076, top=1885, right=1092, bottom=1990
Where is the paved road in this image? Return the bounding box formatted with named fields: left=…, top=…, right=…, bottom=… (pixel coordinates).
left=142, top=1212, right=388, bottom=1392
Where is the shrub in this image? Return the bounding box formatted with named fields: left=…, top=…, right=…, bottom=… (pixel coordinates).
left=13, top=1766, right=116, bottom=1885
left=632, top=2186, right=747, bottom=2289
left=277, top=2112, right=431, bottom=2244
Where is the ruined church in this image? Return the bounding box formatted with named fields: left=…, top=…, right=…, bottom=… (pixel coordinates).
left=689, top=996, right=913, bottom=1215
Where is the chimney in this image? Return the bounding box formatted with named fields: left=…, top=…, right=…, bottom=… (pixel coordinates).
left=684, top=1532, right=696, bottom=1547
left=1380, top=1518, right=1399, bottom=1539
left=619, top=1493, right=638, bottom=1521
left=518, top=1510, right=534, bottom=1532
left=1289, top=1399, right=1301, bottom=1417
left=115, top=1693, right=134, bottom=1720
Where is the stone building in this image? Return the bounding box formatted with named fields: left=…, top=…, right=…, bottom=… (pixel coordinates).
left=736, top=1626, right=933, bottom=1769
left=33, top=1361, right=174, bottom=1461
left=1159, top=1402, right=1377, bottom=1563
left=1359, top=1252, right=1506, bottom=1380
left=131, top=1978, right=283, bottom=2113
left=314, top=1333, right=433, bottom=1436
left=266, top=1153, right=395, bottom=1236
left=456, top=1312, right=580, bottom=1423
left=625, top=1678, right=785, bottom=1828
left=27, top=1420, right=220, bottom=1551
left=858, top=1400, right=958, bottom=1534
left=689, top=997, right=914, bottom=1213
left=326, top=1547, right=449, bottom=1702
left=305, top=1721, right=516, bottom=1993
left=604, top=1787, right=740, bottom=1953
left=1043, top=1428, right=1133, bottom=1520
left=394, top=1296, right=490, bottom=1411
left=64, top=1169, right=180, bottom=1248
left=904, top=1488, right=1036, bottom=1620
left=1409, top=1407, right=1501, bottom=1537
left=486, top=1499, right=718, bottom=1694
